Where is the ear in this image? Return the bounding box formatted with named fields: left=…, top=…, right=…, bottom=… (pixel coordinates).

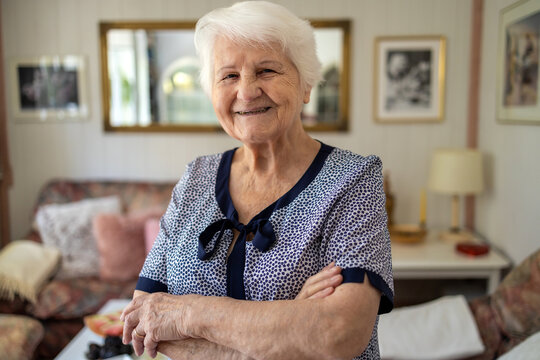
left=303, top=86, right=312, bottom=104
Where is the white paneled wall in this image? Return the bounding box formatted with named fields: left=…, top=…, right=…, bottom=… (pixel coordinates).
left=4, top=0, right=536, bottom=265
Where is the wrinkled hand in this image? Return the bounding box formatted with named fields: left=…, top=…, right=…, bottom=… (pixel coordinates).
left=120, top=292, right=196, bottom=358
left=296, top=262, right=343, bottom=300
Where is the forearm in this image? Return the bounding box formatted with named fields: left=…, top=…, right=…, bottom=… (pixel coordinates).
left=186, top=283, right=378, bottom=360
left=192, top=297, right=335, bottom=360
left=158, top=339, right=254, bottom=360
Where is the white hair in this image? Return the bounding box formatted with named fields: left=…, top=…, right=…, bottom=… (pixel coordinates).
left=194, top=1, right=322, bottom=96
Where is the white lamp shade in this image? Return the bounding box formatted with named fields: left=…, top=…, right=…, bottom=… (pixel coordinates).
left=428, top=148, right=484, bottom=195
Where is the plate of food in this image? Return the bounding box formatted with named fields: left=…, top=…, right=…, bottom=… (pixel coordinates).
left=84, top=310, right=124, bottom=337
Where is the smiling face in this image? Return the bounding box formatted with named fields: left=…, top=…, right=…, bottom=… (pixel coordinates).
left=211, top=37, right=311, bottom=146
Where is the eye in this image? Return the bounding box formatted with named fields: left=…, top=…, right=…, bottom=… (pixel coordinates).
left=221, top=73, right=238, bottom=81
left=258, top=69, right=276, bottom=76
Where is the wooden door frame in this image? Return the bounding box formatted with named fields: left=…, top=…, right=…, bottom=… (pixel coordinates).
left=0, top=4, right=13, bottom=248
left=465, top=0, right=483, bottom=231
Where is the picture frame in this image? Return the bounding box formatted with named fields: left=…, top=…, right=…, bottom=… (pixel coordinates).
left=497, top=0, right=540, bottom=125
left=373, top=35, right=446, bottom=123
left=9, top=55, right=88, bottom=121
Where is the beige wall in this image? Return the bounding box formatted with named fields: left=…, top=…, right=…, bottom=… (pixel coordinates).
left=1, top=0, right=538, bottom=263
left=476, top=0, right=540, bottom=264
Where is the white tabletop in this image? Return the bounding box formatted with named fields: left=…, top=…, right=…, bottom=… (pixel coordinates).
left=391, top=231, right=510, bottom=272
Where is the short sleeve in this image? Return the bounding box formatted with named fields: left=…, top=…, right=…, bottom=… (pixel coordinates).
left=136, top=163, right=194, bottom=293
left=321, top=155, right=394, bottom=314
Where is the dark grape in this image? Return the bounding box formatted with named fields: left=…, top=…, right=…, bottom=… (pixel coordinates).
left=122, top=344, right=134, bottom=355
left=85, top=336, right=134, bottom=359
left=85, top=343, right=101, bottom=359
left=104, top=335, right=123, bottom=348
left=99, top=346, right=118, bottom=359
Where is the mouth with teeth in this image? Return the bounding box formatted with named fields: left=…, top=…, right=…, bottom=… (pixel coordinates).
left=236, top=107, right=271, bottom=115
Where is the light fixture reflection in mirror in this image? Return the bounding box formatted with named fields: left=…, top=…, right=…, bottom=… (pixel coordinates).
left=100, top=21, right=350, bottom=132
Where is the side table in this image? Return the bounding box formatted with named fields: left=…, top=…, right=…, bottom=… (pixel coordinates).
left=391, top=230, right=511, bottom=294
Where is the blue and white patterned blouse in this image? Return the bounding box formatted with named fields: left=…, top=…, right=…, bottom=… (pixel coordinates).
left=137, top=143, right=394, bottom=359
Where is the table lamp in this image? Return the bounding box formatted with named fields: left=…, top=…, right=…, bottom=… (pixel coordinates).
left=428, top=148, right=484, bottom=242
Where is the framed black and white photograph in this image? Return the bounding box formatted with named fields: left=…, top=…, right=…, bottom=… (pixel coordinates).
left=10, top=55, right=88, bottom=121
left=374, top=36, right=446, bottom=123
left=497, top=0, right=540, bottom=125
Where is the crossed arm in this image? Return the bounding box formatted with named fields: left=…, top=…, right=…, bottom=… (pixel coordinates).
left=121, top=263, right=381, bottom=360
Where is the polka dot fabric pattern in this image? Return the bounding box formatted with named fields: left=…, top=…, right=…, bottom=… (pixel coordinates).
left=138, top=144, right=394, bottom=359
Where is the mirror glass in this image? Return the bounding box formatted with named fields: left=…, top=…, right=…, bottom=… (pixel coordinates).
left=100, top=21, right=350, bottom=132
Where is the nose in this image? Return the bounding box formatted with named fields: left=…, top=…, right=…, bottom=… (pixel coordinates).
left=237, top=76, right=262, bottom=101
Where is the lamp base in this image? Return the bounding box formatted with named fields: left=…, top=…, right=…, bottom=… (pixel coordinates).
left=438, top=228, right=474, bottom=243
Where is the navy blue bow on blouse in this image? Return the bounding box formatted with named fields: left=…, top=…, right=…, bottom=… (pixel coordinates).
left=197, top=217, right=276, bottom=299
left=198, top=218, right=276, bottom=260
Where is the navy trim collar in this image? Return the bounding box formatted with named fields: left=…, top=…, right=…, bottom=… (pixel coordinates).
left=216, top=142, right=334, bottom=227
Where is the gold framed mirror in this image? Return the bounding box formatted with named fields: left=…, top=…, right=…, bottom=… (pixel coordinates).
left=100, top=20, right=350, bottom=133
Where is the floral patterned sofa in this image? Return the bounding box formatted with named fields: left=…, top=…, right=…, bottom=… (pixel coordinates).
left=0, top=179, right=175, bottom=359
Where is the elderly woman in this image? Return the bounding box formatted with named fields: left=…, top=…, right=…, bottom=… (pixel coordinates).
left=121, top=2, right=393, bottom=359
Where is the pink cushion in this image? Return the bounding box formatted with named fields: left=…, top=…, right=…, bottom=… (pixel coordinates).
left=93, top=212, right=161, bottom=281
left=144, top=218, right=161, bottom=255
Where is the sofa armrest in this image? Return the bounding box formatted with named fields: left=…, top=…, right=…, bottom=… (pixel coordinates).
left=27, top=277, right=137, bottom=320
